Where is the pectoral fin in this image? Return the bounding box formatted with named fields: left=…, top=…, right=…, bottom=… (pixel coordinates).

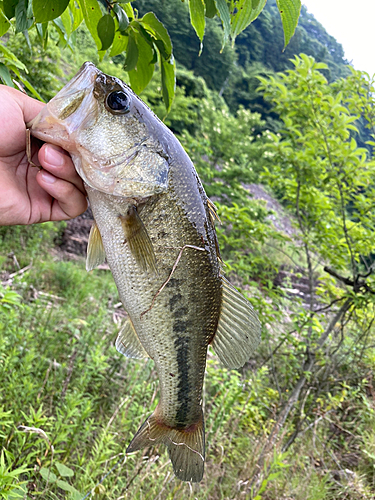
left=120, top=206, right=157, bottom=273
left=116, top=318, right=149, bottom=359
left=86, top=222, right=106, bottom=271
left=211, top=277, right=261, bottom=369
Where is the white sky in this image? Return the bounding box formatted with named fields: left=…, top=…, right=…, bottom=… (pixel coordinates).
left=302, top=0, right=375, bottom=76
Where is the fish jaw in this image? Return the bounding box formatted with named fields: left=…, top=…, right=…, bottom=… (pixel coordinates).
left=27, top=62, right=98, bottom=148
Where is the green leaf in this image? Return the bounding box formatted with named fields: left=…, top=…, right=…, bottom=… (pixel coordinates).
left=8, top=487, right=27, bottom=500
left=56, top=479, right=79, bottom=493
left=11, top=66, right=45, bottom=100
left=55, top=462, right=74, bottom=478
left=230, top=0, right=266, bottom=40
left=0, top=42, right=27, bottom=71
left=70, top=0, right=83, bottom=31
left=188, top=0, right=205, bottom=42
left=136, top=22, right=154, bottom=48
left=110, top=32, right=128, bottom=57
left=128, top=29, right=154, bottom=94
left=39, top=467, right=58, bottom=483
left=97, top=14, right=115, bottom=51
left=123, top=30, right=138, bottom=71
left=161, top=55, right=175, bottom=112
left=0, top=6, right=10, bottom=35
left=53, top=17, right=69, bottom=47
left=71, top=492, right=83, bottom=500
left=112, top=3, right=128, bottom=31
left=60, top=6, right=72, bottom=35
left=214, top=0, right=230, bottom=48
left=77, top=0, right=103, bottom=50
left=121, top=2, right=134, bottom=21
left=0, top=62, right=14, bottom=86
left=204, top=0, right=217, bottom=18
left=15, top=0, right=33, bottom=33
left=36, top=22, right=49, bottom=49
left=141, top=12, right=172, bottom=58
left=33, top=0, right=70, bottom=23
left=3, top=0, right=18, bottom=19
left=276, top=0, right=301, bottom=47
left=1, top=290, right=21, bottom=304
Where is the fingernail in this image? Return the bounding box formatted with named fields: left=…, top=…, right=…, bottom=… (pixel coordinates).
left=44, top=145, right=65, bottom=166
left=40, top=170, right=56, bottom=184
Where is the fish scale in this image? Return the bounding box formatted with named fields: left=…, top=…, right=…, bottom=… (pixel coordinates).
left=29, top=62, right=261, bottom=482
left=87, top=185, right=221, bottom=428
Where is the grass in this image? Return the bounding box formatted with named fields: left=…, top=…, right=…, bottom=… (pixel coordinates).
left=1, top=223, right=375, bottom=500
left=0, top=224, right=277, bottom=499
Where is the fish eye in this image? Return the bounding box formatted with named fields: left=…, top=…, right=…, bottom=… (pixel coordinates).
left=106, top=91, right=130, bottom=114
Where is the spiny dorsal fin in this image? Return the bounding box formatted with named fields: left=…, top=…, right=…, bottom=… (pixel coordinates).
left=207, top=198, right=221, bottom=226
left=211, top=277, right=261, bottom=369
left=86, top=222, right=106, bottom=271
left=115, top=318, right=149, bottom=359
left=120, top=206, right=157, bottom=273
left=126, top=407, right=205, bottom=482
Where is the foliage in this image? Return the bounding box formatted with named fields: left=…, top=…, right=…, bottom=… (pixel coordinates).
left=5, top=28, right=63, bottom=101
left=251, top=1, right=349, bottom=80
left=2, top=51, right=375, bottom=498
left=136, top=0, right=237, bottom=93
left=333, top=67, right=375, bottom=152
left=133, top=0, right=348, bottom=121
left=0, top=0, right=301, bottom=110
left=1, top=0, right=375, bottom=495
left=179, top=95, right=268, bottom=198
left=0, top=249, right=281, bottom=498
left=0, top=221, right=64, bottom=268
left=0, top=451, right=28, bottom=499
left=259, top=55, right=375, bottom=277
left=220, top=0, right=350, bottom=121
left=250, top=54, right=375, bottom=497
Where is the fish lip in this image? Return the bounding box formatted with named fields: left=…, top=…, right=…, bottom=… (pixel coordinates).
left=27, top=62, right=100, bottom=144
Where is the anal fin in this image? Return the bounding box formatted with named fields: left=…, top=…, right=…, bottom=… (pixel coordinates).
left=127, top=407, right=205, bottom=482
left=120, top=206, right=157, bottom=273
left=116, top=318, right=149, bottom=359
left=211, top=277, right=261, bottom=369
left=86, top=222, right=106, bottom=271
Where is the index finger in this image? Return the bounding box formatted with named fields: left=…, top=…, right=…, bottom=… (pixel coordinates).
left=0, top=85, right=45, bottom=124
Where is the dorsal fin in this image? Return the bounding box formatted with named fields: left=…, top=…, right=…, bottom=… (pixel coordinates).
left=119, top=206, right=157, bottom=273
left=86, top=222, right=106, bottom=271
left=207, top=198, right=221, bottom=226
left=115, top=318, right=150, bottom=359
left=211, top=277, right=261, bottom=369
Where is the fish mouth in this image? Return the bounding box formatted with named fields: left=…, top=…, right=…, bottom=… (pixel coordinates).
left=27, top=62, right=100, bottom=146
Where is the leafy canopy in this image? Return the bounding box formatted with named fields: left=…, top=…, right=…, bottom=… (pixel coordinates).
left=0, top=0, right=301, bottom=108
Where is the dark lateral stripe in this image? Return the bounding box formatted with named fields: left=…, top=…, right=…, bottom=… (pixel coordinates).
left=174, top=334, right=191, bottom=426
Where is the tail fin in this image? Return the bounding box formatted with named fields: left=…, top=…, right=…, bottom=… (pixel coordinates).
left=126, top=408, right=205, bottom=482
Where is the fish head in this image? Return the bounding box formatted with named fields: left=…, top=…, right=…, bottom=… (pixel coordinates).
left=29, top=62, right=170, bottom=198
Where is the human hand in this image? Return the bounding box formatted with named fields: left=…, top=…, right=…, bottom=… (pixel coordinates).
left=0, top=85, right=87, bottom=226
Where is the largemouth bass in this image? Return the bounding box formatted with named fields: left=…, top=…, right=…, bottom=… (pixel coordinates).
left=28, top=62, right=261, bottom=482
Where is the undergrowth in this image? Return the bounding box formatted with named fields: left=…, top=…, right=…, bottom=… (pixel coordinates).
left=0, top=236, right=276, bottom=499
left=1, top=220, right=375, bottom=500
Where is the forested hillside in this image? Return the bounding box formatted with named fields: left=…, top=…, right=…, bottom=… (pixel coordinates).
left=135, top=0, right=349, bottom=118
left=2, top=1, right=375, bottom=499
